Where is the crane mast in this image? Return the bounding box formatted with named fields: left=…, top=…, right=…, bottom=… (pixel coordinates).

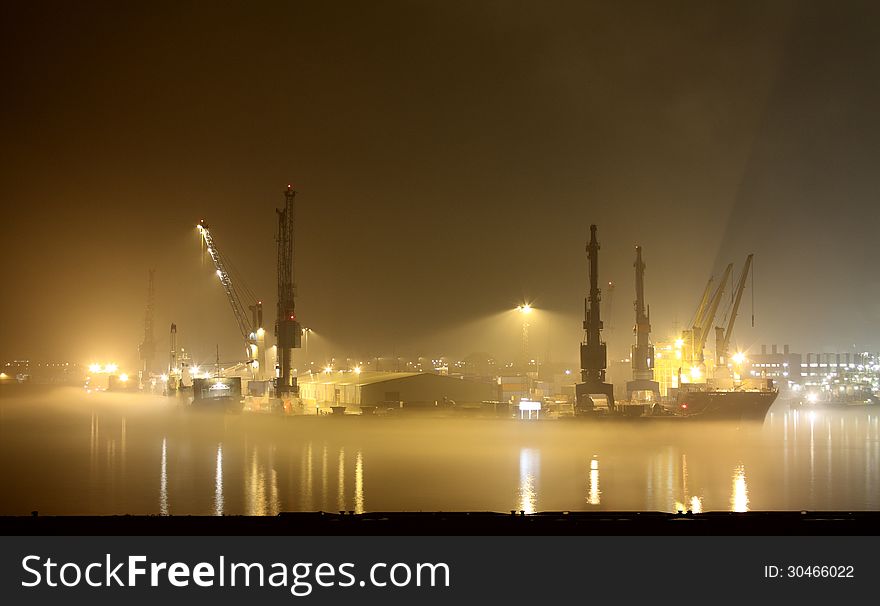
left=276, top=185, right=301, bottom=395
left=626, top=246, right=660, bottom=401
left=197, top=220, right=266, bottom=379
left=575, top=224, right=614, bottom=412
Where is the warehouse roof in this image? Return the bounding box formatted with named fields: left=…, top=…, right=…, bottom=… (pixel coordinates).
left=297, top=370, right=423, bottom=387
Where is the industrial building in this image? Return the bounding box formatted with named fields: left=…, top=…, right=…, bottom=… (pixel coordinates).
left=747, top=344, right=801, bottom=390
left=297, top=371, right=497, bottom=412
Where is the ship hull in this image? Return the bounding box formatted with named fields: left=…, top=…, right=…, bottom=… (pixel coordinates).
left=673, top=389, right=778, bottom=421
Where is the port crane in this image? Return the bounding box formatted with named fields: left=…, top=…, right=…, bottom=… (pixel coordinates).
left=197, top=220, right=267, bottom=380
left=275, top=185, right=301, bottom=395
left=714, top=254, right=754, bottom=371
left=575, top=224, right=615, bottom=411
left=625, top=246, right=660, bottom=401
left=680, top=262, right=733, bottom=381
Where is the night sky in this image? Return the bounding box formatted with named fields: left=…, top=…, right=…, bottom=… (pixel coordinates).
left=2, top=1, right=878, bottom=369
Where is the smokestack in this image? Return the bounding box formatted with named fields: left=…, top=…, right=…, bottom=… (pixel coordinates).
left=771, top=344, right=777, bottom=355
left=784, top=344, right=789, bottom=355
left=761, top=344, right=766, bottom=355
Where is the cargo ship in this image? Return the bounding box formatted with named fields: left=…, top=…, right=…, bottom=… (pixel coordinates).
left=190, top=377, right=244, bottom=413
left=670, top=383, right=778, bottom=421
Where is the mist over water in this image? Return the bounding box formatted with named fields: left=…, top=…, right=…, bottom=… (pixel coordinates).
left=1, top=387, right=878, bottom=515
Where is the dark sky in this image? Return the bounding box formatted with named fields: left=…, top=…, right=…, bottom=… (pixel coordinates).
left=2, top=0, right=878, bottom=369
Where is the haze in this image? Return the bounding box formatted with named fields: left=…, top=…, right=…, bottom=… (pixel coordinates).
left=2, top=1, right=878, bottom=369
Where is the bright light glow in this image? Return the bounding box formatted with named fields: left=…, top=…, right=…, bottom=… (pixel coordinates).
left=160, top=374, right=168, bottom=382
left=353, top=366, right=362, bottom=375
left=323, top=365, right=333, bottom=374
left=806, top=392, right=819, bottom=404
left=516, top=303, right=533, bottom=314
left=89, top=363, right=102, bottom=373
left=216, top=269, right=223, bottom=278
left=118, top=373, right=129, bottom=382
left=674, top=338, right=684, bottom=348
left=256, top=327, right=265, bottom=337
left=690, top=366, right=702, bottom=381
left=731, top=352, right=746, bottom=365
left=105, top=363, right=118, bottom=373
left=731, top=465, right=749, bottom=512
left=192, top=366, right=200, bottom=375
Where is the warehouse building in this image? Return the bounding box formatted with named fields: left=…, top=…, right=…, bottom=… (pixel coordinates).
left=297, top=370, right=497, bottom=412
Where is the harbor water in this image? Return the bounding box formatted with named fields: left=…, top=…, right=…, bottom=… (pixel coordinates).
left=1, top=387, right=878, bottom=515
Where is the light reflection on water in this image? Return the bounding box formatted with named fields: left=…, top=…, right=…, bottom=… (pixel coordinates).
left=518, top=448, right=539, bottom=513
left=587, top=457, right=600, bottom=506
left=1, top=391, right=880, bottom=515
left=213, top=443, right=223, bottom=516
left=731, top=464, right=749, bottom=512
left=159, top=437, right=168, bottom=516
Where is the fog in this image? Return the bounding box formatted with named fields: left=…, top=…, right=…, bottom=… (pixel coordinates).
left=2, top=387, right=878, bottom=515
left=2, top=1, right=880, bottom=370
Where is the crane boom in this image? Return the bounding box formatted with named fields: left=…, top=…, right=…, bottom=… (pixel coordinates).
left=695, top=263, right=732, bottom=356
left=716, top=254, right=753, bottom=365
left=198, top=220, right=254, bottom=341
left=691, top=277, right=714, bottom=332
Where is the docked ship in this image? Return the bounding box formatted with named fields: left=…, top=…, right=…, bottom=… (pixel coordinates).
left=575, top=228, right=775, bottom=422
left=190, top=376, right=245, bottom=413
left=671, top=382, right=778, bottom=421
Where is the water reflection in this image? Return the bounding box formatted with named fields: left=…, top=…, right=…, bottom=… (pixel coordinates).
left=587, top=457, right=600, bottom=506
left=518, top=448, right=539, bottom=514
left=245, top=444, right=280, bottom=516
left=301, top=442, right=313, bottom=511
left=321, top=444, right=328, bottom=510
left=337, top=447, right=346, bottom=511
left=355, top=450, right=365, bottom=514
left=4, top=393, right=880, bottom=516
left=213, top=444, right=223, bottom=516
left=731, top=464, right=749, bottom=512
left=159, top=437, right=168, bottom=516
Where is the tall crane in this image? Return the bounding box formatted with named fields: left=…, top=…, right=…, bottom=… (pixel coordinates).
left=197, top=220, right=267, bottom=380
left=575, top=224, right=614, bottom=411
left=714, top=254, right=754, bottom=368
left=625, top=246, right=660, bottom=401
left=275, top=185, right=301, bottom=395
